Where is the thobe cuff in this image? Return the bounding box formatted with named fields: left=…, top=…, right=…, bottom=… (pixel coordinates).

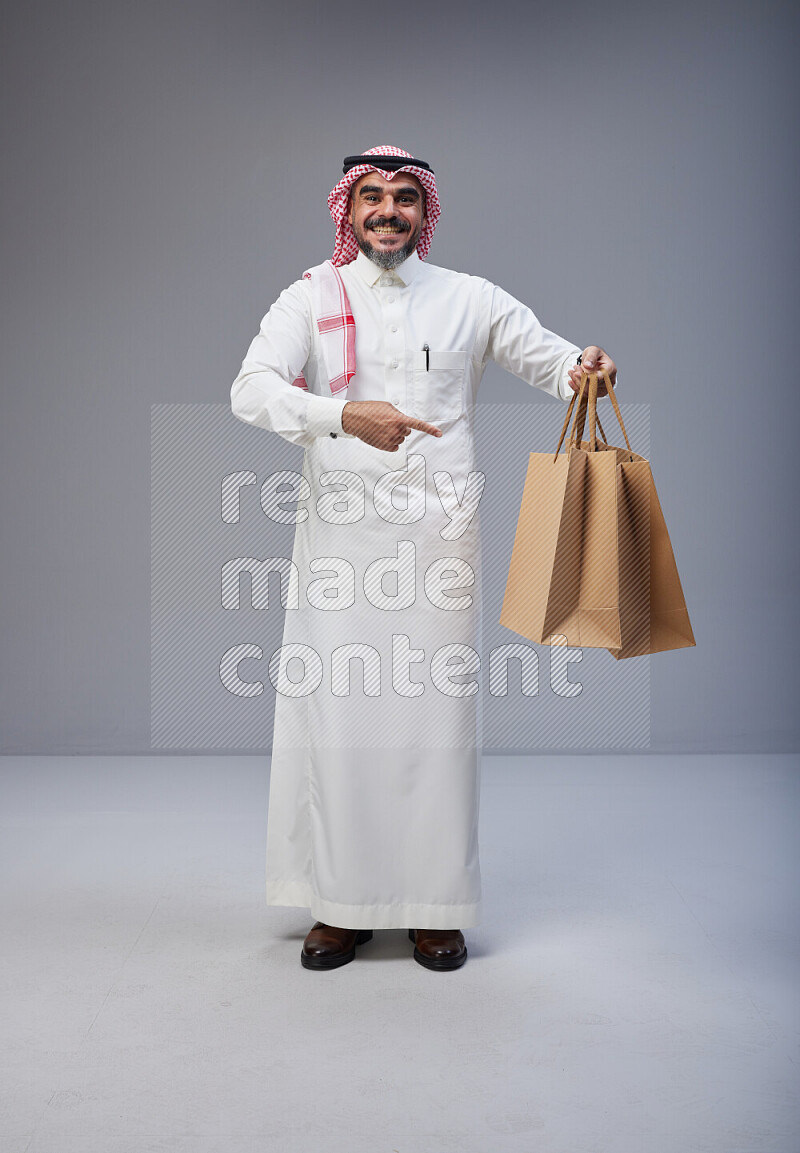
left=558, top=347, right=585, bottom=401
left=305, top=394, right=355, bottom=438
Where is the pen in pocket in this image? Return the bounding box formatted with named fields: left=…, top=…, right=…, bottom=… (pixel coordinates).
left=423, top=343, right=430, bottom=371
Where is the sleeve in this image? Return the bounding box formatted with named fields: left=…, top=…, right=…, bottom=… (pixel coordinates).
left=230, top=279, right=354, bottom=448
left=484, top=283, right=583, bottom=402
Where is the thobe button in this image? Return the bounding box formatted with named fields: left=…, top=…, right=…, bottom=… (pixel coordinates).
left=329, top=432, right=337, bottom=438
left=387, top=296, right=396, bottom=303
left=390, top=359, right=398, bottom=369
left=390, top=325, right=398, bottom=333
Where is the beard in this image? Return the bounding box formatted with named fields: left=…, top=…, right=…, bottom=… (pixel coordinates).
left=353, top=216, right=421, bottom=270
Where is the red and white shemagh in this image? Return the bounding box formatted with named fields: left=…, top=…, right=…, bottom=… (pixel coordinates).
left=292, top=145, right=440, bottom=396
left=327, top=144, right=441, bottom=267
left=291, top=261, right=355, bottom=395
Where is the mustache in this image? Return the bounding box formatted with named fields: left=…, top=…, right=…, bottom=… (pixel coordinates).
left=366, top=216, right=411, bottom=232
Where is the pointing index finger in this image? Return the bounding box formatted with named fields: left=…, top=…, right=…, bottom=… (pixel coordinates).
left=405, top=416, right=443, bottom=437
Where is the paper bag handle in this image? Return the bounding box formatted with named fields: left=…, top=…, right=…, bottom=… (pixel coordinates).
left=553, top=378, right=582, bottom=460
left=598, top=372, right=634, bottom=457
left=553, top=371, right=633, bottom=461
left=553, top=373, right=599, bottom=458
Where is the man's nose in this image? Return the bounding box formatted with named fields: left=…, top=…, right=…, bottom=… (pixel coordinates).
left=378, top=194, right=398, bottom=216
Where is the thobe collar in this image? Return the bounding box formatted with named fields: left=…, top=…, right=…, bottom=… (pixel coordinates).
left=350, top=247, right=422, bottom=287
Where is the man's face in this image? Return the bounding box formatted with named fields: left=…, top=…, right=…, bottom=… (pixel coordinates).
left=348, top=171, right=426, bottom=269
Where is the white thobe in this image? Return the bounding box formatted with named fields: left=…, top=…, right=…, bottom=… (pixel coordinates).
left=231, top=248, right=581, bottom=929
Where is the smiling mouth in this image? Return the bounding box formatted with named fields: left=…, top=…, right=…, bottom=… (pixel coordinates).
left=367, top=220, right=410, bottom=237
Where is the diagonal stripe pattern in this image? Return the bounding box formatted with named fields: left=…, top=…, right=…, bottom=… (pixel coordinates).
left=152, top=401, right=650, bottom=751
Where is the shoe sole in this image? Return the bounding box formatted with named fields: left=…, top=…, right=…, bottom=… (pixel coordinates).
left=300, top=929, right=373, bottom=970
left=408, top=928, right=468, bottom=971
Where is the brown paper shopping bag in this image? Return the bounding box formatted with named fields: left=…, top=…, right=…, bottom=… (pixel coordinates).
left=499, top=372, right=695, bottom=659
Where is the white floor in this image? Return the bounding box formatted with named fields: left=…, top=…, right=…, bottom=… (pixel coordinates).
left=0, top=753, right=798, bottom=1153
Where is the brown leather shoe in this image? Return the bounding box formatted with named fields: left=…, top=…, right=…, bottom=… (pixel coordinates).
left=301, top=921, right=373, bottom=970
left=408, top=927, right=467, bottom=971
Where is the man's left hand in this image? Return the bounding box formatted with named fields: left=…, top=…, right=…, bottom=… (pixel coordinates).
left=567, top=346, right=617, bottom=396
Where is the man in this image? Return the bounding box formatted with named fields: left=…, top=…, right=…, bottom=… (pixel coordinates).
left=230, top=145, right=616, bottom=972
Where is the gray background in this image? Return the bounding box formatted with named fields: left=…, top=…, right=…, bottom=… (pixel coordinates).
left=1, top=0, right=796, bottom=754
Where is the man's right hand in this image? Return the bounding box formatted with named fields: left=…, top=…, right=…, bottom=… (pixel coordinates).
left=341, top=401, right=442, bottom=451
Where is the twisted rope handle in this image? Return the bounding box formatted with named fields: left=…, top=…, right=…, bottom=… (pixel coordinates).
left=553, top=371, right=632, bottom=461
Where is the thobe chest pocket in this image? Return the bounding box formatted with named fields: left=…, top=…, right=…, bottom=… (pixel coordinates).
left=412, top=349, right=468, bottom=425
